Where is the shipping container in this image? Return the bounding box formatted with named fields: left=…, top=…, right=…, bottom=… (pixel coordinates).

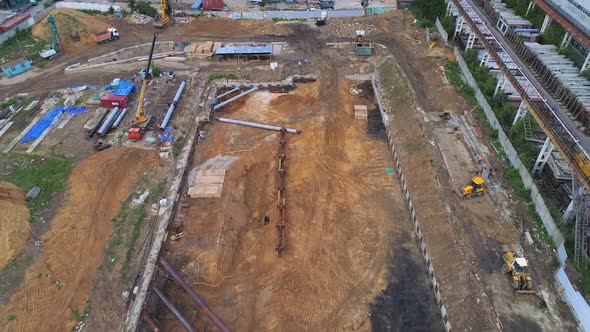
left=100, top=94, right=129, bottom=109
left=203, top=0, right=223, bottom=11
left=0, top=14, right=31, bottom=33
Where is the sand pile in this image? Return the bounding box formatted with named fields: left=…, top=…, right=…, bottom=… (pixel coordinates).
left=32, top=8, right=110, bottom=47
left=0, top=181, right=30, bottom=269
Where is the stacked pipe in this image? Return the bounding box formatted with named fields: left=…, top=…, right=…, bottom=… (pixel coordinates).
left=112, top=108, right=128, bottom=129
left=276, top=128, right=287, bottom=256
left=88, top=109, right=110, bottom=137
left=158, top=257, right=231, bottom=332
left=213, top=86, right=258, bottom=111
left=161, top=80, right=186, bottom=129
left=153, top=287, right=196, bottom=332
left=212, top=87, right=240, bottom=105
left=97, top=107, right=121, bottom=137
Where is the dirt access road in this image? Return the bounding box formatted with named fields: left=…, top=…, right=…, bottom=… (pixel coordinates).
left=0, top=148, right=159, bottom=332
left=156, top=64, right=441, bottom=330
left=373, top=21, right=577, bottom=331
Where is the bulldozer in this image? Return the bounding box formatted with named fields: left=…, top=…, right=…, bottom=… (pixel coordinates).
left=502, top=251, right=534, bottom=293
left=460, top=175, right=486, bottom=198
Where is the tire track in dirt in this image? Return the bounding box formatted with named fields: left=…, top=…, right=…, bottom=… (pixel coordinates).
left=1, top=148, right=158, bottom=332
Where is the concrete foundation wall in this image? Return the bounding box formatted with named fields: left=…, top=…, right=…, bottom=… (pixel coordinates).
left=435, top=17, right=449, bottom=44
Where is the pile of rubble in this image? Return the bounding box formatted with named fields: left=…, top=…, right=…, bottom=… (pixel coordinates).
left=130, top=13, right=153, bottom=24
left=322, top=19, right=376, bottom=38
left=175, top=16, right=196, bottom=24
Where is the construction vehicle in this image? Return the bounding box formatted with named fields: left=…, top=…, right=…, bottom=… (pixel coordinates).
left=39, top=15, right=60, bottom=59
left=154, top=0, right=171, bottom=28
left=95, top=28, right=120, bottom=44
left=502, top=251, right=535, bottom=293
left=460, top=175, right=486, bottom=198
left=128, top=34, right=157, bottom=140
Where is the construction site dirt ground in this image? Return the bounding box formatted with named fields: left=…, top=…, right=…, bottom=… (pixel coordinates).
left=157, top=81, right=442, bottom=330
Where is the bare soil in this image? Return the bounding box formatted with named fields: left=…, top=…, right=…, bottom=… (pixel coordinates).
left=0, top=182, right=30, bottom=270
left=0, top=148, right=159, bottom=332
left=156, top=79, right=440, bottom=331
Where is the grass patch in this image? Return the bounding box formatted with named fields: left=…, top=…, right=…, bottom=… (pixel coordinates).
left=0, top=29, right=47, bottom=65
left=0, top=255, right=34, bottom=305
left=7, top=314, right=16, bottom=321
left=208, top=73, right=239, bottom=82
left=172, top=136, right=185, bottom=158
left=0, top=154, right=74, bottom=222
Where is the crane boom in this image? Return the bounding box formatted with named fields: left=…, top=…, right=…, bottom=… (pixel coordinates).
left=131, top=34, right=157, bottom=126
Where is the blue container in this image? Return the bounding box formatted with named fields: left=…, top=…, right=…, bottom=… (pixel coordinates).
left=1, top=59, right=32, bottom=78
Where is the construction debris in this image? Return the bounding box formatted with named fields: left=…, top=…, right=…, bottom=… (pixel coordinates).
left=130, top=13, right=153, bottom=24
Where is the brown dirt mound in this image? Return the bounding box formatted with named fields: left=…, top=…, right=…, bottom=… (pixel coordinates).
left=1, top=148, right=159, bottom=332
left=32, top=8, right=110, bottom=48
left=0, top=181, right=30, bottom=269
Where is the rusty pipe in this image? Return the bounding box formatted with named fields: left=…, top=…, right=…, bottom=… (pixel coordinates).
left=153, top=287, right=196, bottom=332
left=142, top=312, right=161, bottom=332
left=158, top=257, right=231, bottom=332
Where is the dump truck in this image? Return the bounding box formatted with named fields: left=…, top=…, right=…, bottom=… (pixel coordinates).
left=96, top=28, right=120, bottom=45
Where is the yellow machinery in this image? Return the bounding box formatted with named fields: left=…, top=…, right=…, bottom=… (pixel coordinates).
left=154, top=0, right=171, bottom=28
left=129, top=34, right=156, bottom=137
left=502, top=251, right=534, bottom=293
left=460, top=175, right=486, bottom=198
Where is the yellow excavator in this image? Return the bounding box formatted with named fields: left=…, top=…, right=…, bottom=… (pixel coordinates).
left=460, top=175, right=486, bottom=198
left=154, top=0, right=171, bottom=28
left=128, top=34, right=156, bottom=140
left=502, top=251, right=535, bottom=293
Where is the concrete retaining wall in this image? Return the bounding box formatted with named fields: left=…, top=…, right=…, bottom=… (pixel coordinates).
left=453, top=46, right=590, bottom=331
left=435, top=17, right=449, bottom=44
left=56, top=1, right=122, bottom=12
left=453, top=46, right=564, bottom=246
left=372, top=74, right=452, bottom=332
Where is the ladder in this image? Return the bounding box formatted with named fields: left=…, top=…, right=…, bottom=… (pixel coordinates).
left=523, top=116, right=533, bottom=142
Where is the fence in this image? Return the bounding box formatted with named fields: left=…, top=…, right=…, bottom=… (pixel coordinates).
left=454, top=46, right=590, bottom=331
left=0, top=17, right=35, bottom=44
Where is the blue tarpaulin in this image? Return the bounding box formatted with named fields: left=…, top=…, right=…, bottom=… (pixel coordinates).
left=112, top=80, right=135, bottom=96
left=20, top=107, right=63, bottom=144
left=160, top=127, right=176, bottom=142
left=20, top=106, right=88, bottom=144
left=191, top=0, right=202, bottom=10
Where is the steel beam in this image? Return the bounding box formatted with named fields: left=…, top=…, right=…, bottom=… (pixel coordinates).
left=153, top=287, right=196, bottom=332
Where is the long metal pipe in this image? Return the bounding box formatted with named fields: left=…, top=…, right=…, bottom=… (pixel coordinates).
left=161, top=80, right=186, bottom=129
left=216, top=117, right=301, bottom=134
left=88, top=108, right=110, bottom=137
left=142, top=312, right=161, bottom=332
left=213, top=87, right=240, bottom=102
left=213, top=86, right=258, bottom=110
left=112, top=108, right=128, bottom=128
left=97, top=107, right=120, bottom=137
left=158, top=257, right=231, bottom=332
left=153, top=287, right=196, bottom=332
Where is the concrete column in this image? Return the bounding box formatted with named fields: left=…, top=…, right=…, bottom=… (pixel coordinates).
left=540, top=14, right=552, bottom=34
left=512, top=101, right=528, bottom=127
left=466, top=32, right=476, bottom=49
left=563, top=198, right=575, bottom=223
left=582, top=52, right=590, bottom=72
left=479, top=52, right=489, bottom=67
left=533, top=136, right=554, bottom=174
left=446, top=1, right=455, bottom=16
left=494, top=73, right=506, bottom=96
left=526, top=1, right=535, bottom=16
left=560, top=32, right=572, bottom=48
left=455, top=16, right=464, bottom=37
